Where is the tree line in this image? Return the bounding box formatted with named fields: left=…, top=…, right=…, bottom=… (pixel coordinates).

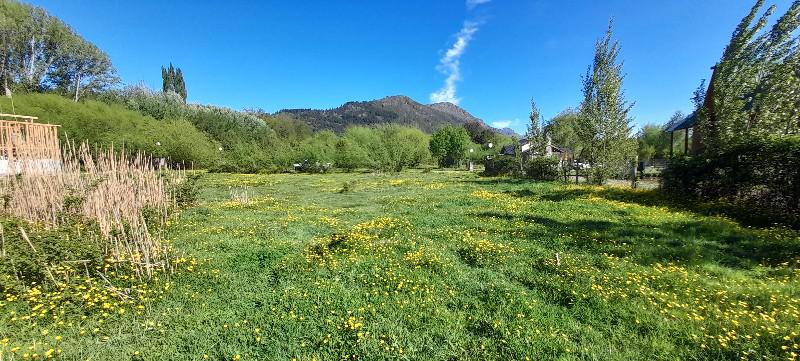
left=0, top=0, right=117, bottom=101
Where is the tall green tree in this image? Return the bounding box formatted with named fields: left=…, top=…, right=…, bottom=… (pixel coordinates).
left=175, top=68, right=186, bottom=102
left=50, top=40, right=117, bottom=101
left=526, top=98, right=547, bottom=155
left=546, top=108, right=582, bottom=155
left=430, top=125, right=471, bottom=167
left=576, top=20, right=636, bottom=183
left=698, top=0, right=800, bottom=148
left=161, top=63, right=186, bottom=102
left=0, top=0, right=116, bottom=98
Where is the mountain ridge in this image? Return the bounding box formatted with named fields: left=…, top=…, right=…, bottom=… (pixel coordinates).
left=276, top=95, right=509, bottom=135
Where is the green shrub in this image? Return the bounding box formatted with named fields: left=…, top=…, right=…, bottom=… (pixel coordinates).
left=0, top=218, right=104, bottom=287
left=100, top=86, right=282, bottom=173
left=171, top=172, right=203, bottom=207
left=524, top=157, right=560, bottom=181
left=662, top=136, right=800, bottom=227
left=0, top=93, right=221, bottom=168
left=482, top=156, right=520, bottom=176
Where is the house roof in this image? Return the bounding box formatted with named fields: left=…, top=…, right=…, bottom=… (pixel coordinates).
left=665, top=112, right=697, bottom=132
left=500, top=144, right=516, bottom=155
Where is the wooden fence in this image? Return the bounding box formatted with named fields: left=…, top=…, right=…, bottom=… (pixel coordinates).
left=0, top=114, right=61, bottom=174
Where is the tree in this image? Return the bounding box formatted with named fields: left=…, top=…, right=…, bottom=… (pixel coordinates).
left=526, top=98, right=547, bottom=155
left=379, top=125, right=430, bottom=171
left=463, top=120, right=500, bottom=146
left=546, top=108, right=582, bottom=155
left=697, top=0, right=800, bottom=149
left=161, top=63, right=187, bottom=102
left=0, top=1, right=117, bottom=99
left=576, top=20, right=636, bottom=183
left=175, top=68, right=187, bottom=102
left=50, top=40, right=117, bottom=101
left=430, top=125, right=471, bottom=167
left=637, top=116, right=673, bottom=161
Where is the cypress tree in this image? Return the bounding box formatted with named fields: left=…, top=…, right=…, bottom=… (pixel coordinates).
left=175, top=68, right=187, bottom=102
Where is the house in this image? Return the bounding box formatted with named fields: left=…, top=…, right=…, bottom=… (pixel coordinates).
left=498, top=135, right=572, bottom=164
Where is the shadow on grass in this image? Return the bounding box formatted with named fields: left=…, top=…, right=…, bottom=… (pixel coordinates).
left=471, top=211, right=800, bottom=269
left=536, top=186, right=800, bottom=230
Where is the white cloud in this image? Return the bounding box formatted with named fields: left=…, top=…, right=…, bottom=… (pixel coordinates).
left=491, top=120, right=511, bottom=129
left=429, top=21, right=480, bottom=105
left=466, top=0, right=491, bottom=10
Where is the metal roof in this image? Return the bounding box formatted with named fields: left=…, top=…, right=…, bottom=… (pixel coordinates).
left=665, top=112, right=697, bottom=132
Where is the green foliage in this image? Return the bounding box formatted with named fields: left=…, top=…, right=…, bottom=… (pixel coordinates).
left=0, top=0, right=117, bottom=99
left=430, top=125, right=471, bottom=167
left=377, top=124, right=430, bottom=172
left=662, top=135, right=800, bottom=227
left=524, top=157, right=560, bottom=181
left=463, top=120, right=502, bottom=146
left=0, top=218, right=104, bottom=286
left=526, top=99, right=547, bottom=155
left=577, top=21, right=636, bottom=183
left=297, top=130, right=338, bottom=170
left=171, top=172, right=203, bottom=207
left=700, top=1, right=800, bottom=147
left=482, top=156, right=520, bottom=176
left=333, top=138, right=371, bottom=171
left=100, top=86, right=282, bottom=172
left=637, top=116, right=674, bottom=161
left=14, top=171, right=796, bottom=359
left=262, top=114, right=313, bottom=145
left=546, top=108, right=582, bottom=154
left=161, top=63, right=187, bottom=102
left=0, top=93, right=221, bottom=167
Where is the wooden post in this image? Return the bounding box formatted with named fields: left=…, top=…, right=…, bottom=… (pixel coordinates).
left=684, top=128, right=689, bottom=155
left=670, top=131, right=674, bottom=157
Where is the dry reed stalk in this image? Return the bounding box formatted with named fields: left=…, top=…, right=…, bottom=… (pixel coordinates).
left=0, top=140, right=186, bottom=279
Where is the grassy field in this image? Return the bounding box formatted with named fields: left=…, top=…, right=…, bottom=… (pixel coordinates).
left=2, top=170, right=800, bottom=360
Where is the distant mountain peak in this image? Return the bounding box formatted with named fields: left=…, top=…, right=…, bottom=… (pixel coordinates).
left=276, top=95, right=503, bottom=135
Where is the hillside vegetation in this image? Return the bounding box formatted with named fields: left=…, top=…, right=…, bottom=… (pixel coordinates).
left=0, top=93, right=221, bottom=167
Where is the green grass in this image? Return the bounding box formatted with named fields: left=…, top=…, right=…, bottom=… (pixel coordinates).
left=2, top=170, right=800, bottom=360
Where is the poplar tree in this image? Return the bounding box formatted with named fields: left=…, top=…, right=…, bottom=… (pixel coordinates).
left=576, top=20, right=636, bottom=184
left=526, top=98, right=547, bottom=156
left=698, top=0, right=800, bottom=149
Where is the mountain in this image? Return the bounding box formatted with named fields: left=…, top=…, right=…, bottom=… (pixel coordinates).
left=497, top=127, right=520, bottom=137
left=276, top=95, right=502, bottom=135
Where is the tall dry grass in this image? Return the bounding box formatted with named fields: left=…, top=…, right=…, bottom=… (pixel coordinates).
left=1, top=141, right=185, bottom=278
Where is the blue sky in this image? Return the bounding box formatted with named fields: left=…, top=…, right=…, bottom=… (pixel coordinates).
left=27, top=0, right=794, bottom=133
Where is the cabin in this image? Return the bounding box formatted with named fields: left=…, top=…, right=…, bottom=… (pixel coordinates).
left=499, top=135, right=572, bottom=164
left=0, top=114, right=61, bottom=175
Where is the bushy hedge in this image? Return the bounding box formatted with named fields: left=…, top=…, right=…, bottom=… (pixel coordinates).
left=0, top=93, right=221, bottom=167
left=483, top=156, right=520, bottom=176
left=662, top=136, right=800, bottom=226
left=524, top=157, right=560, bottom=181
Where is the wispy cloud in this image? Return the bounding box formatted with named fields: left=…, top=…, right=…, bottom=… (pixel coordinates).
left=429, top=21, right=480, bottom=105
left=466, top=0, right=491, bottom=10
left=430, top=0, right=490, bottom=105
left=491, top=120, right=512, bottom=129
